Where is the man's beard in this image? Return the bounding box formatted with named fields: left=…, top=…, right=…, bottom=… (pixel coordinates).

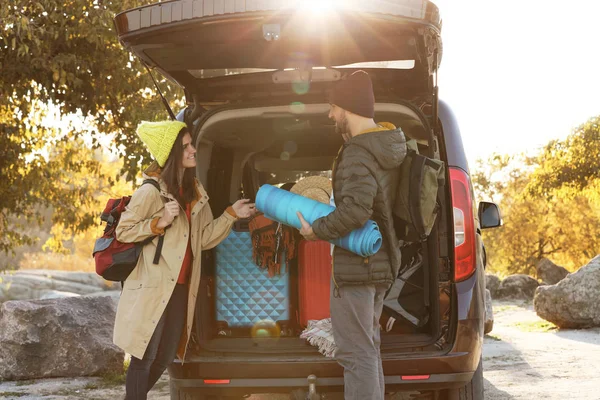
left=334, top=113, right=349, bottom=136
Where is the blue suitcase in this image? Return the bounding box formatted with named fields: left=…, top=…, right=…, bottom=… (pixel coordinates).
left=214, top=228, right=290, bottom=333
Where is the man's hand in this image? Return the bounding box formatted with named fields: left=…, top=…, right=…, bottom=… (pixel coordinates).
left=297, top=212, right=318, bottom=241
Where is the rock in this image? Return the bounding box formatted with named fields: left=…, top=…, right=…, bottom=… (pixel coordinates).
left=15, top=270, right=113, bottom=290
left=0, top=273, right=106, bottom=302
left=484, top=289, right=494, bottom=334
left=39, top=290, right=81, bottom=300
left=486, top=274, right=501, bottom=297
left=497, top=274, right=539, bottom=300
left=534, top=256, right=600, bottom=328
left=536, top=258, right=570, bottom=285
left=0, top=296, right=124, bottom=380
left=83, top=290, right=121, bottom=301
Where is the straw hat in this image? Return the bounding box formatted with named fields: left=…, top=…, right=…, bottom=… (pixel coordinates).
left=290, top=176, right=332, bottom=204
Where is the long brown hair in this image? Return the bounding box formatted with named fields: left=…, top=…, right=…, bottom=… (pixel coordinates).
left=161, top=128, right=196, bottom=206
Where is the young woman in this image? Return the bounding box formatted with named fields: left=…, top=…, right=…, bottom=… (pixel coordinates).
left=114, top=120, right=256, bottom=399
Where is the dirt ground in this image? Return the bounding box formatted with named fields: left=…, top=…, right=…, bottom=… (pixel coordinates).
left=1, top=299, right=599, bottom=400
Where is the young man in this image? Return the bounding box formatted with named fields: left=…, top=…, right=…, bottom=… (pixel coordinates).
left=297, top=71, right=406, bottom=400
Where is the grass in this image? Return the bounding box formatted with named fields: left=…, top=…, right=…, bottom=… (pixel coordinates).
left=485, top=333, right=502, bottom=341
left=0, top=392, right=27, bottom=398
left=14, top=380, right=35, bottom=387
left=84, top=382, right=100, bottom=390
left=50, top=388, right=82, bottom=396
left=98, top=357, right=130, bottom=388
left=493, top=304, right=520, bottom=314
left=99, top=371, right=126, bottom=387
left=511, top=320, right=557, bottom=332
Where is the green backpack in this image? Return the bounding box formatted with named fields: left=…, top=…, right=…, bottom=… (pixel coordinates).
left=393, top=139, right=445, bottom=242
left=384, top=139, right=445, bottom=329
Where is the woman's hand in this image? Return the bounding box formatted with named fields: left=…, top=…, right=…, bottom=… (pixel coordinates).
left=157, top=200, right=180, bottom=229
left=232, top=199, right=257, bottom=219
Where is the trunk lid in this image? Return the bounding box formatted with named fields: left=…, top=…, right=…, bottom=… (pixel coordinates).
left=114, top=0, right=442, bottom=104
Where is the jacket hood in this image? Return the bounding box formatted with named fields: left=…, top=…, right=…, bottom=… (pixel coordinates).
left=349, top=124, right=407, bottom=170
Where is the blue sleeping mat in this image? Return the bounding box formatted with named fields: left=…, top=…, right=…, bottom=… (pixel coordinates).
left=214, top=230, right=290, bottom=329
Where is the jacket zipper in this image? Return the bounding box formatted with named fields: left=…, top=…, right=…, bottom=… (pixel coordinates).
left=330, top=145, right=346, bottom=299
left=332, top=252, right=340, bottom=298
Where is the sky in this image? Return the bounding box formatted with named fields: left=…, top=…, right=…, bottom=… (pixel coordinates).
left=34, top=0, right=600, bottom=169
left=433, top=0, right=600, bottom=167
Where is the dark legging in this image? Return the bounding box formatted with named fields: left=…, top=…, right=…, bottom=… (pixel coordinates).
left=125, top=283, right=187, bottom=400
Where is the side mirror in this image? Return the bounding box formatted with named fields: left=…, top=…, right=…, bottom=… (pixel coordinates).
left=478, top=202, right=502, bottom=229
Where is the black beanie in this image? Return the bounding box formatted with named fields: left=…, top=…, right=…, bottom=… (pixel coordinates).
left=330, top=70, right=375, bottom=118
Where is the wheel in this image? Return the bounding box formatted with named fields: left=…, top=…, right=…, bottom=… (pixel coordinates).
left=440, top=356, right=484, bottom=400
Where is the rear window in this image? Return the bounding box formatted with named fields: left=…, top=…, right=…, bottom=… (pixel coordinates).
left=259, top=170, right=331, bottom=187
left=188, top=68, right=276, bottom=79
left=188, top=60, right=414, bottom=79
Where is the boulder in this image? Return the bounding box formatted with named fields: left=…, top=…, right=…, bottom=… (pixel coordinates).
left=0, top=271, right=115, bottom=302
left=497, top=274, right=539, bottom=300
left=484, top=288, right=494, bottom=334
left=486, top=274, right=501, bottom=297
left=534, top=255, right=600, bottom=328
left=15, top=270, right=113, bottom=290
left=83, top=291, right=121, bottom=301
left=39, top=290, right=81, bottom=300
left=536, top=258, right=570, bottom=285
left=0, top=295, right=124, bottom=380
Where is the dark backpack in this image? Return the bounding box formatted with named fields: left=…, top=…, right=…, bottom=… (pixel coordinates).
left=383, top=242, right=429, bottom=328
left=92, top=179, right=165, bottom=282
left=385, top=139, right=445, bottom=328
left=392, top=139, right=445, bottom=242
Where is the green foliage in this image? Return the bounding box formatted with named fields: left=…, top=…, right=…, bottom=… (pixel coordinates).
left=526, top=116, right=600, bottom=198
left=475, top=116, right=600, bottom=275
left=510, top=320, right=557, bottom=333
left=1, top=0, right=184, bottom=255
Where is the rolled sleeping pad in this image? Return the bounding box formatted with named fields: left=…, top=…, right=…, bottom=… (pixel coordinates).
left=255, top=184, right=382, bottom=257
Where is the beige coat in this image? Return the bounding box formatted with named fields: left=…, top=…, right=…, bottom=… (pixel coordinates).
left=113, top=174, right=236, bottom=361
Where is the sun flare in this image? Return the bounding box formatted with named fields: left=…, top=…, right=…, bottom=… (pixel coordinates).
left=298, top=0, right=342, bottom=14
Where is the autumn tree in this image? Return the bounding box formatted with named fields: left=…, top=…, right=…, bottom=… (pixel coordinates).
left=526, top=116, right=600, bottom=198
left=475, top=116, right=600, bottom=276
left=1, top=0, right=183, bottom=259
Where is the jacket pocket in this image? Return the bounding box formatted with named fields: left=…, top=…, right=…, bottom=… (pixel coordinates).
left=124, top=279, right=160, bottom=290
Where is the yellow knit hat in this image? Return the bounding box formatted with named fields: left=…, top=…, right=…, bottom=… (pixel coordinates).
left=136, top=120, right=188, bottom=167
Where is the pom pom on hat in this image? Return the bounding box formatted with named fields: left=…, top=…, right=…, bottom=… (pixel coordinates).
left=136, top=120, right=188, bottom=167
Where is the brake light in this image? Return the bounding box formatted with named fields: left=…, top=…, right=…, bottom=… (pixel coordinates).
left=401, top=375, right=431, bottom=381
left=450, top=167, right=476, bottom=282
left=203, top=379, right=230, bottom=385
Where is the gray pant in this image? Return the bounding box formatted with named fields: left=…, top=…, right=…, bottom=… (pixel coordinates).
left=331, top=281, right=388, bottom=400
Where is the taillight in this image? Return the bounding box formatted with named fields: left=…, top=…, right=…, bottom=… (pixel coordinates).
left=401, top=375, right=431, bottom=381
left=203, top=379, right=230, bottom=385
left=450, top=167, right=476, bottom=282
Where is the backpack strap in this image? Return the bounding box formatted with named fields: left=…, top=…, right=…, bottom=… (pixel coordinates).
left=408, top=153, right=426, bottom=238
left=142, top=178, right=161, bottom=191
left=141, top=179, right=165, bottom=265
left=154, top=236, right=165, bottom=265
left=407, top=154, right=430, bottom=309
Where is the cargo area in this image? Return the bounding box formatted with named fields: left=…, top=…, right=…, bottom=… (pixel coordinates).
left=185, top=102, right=454, bottom=359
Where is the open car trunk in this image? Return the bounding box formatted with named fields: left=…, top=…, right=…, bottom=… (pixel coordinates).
left=113, top=0, right=452, bottom=361
left=183, top=101, right=453, bottom=360
left=114, top=0, right=442, bottom=113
